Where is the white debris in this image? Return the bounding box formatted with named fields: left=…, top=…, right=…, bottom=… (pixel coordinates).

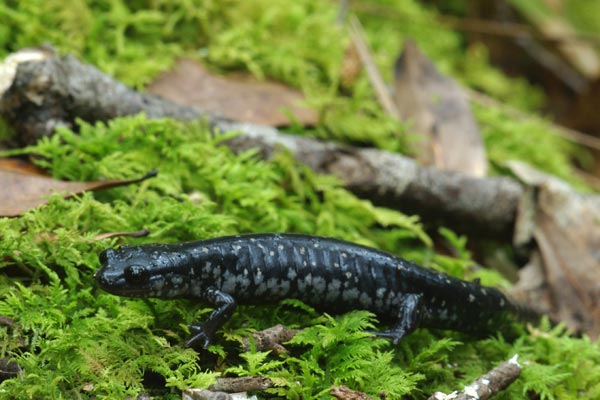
left=0, top=49, right=50, bottom=97
left=463, top=384, right=479, bottom=399
left=509, top=354, right=521, bottom=367
left=431, top=391, right=458, bottom=400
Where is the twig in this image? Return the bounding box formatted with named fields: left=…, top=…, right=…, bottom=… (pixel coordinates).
left=241, top=324, right=300, bottom=354
left=182, top=389, right=232, bottom=400
left=0, top=48, right=524, bottom=240
left=428, top=355, right=522, bottom=400
left=331, top=385, right=377, bottom=400
left=208, top=377, right=272, bottom=393
left=348, top=16, right=400, bottom=120
left=93, top=229, right=151, bottom=241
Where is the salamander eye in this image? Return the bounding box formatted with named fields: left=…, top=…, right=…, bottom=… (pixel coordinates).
left=124, top=265, right=149, bottom=284
left=99, top=249, right=116, bottom=265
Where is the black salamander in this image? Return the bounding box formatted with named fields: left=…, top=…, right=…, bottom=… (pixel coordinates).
left=95, top=233, right=522, bottom=348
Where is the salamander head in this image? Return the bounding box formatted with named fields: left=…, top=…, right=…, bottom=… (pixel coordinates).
left=95, top=245, right=189, bottom=298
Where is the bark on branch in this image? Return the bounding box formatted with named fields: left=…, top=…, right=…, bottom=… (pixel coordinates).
left=0, top=48, right=524, bottom=239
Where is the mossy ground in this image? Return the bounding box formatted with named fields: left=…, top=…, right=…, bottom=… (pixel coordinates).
left=0, top=1, right=599, bottom=399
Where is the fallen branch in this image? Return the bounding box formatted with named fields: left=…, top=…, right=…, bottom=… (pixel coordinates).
left=241, top=324, right=300, bottom=354
left=209, top=376, right=272, bottom=393
left=330, top=385, right=378, bottom=400
left=0, top=48, right=524, bottom=239
left=428, top=355, right=522, bottom=400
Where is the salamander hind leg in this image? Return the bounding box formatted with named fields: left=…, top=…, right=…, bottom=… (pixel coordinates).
left=185, top=287, right=236, bottom=349
left=370, top=293, right=423, bottom=345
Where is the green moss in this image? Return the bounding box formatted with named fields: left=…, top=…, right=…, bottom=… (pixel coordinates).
left=476, top=103, right=588, bottom=188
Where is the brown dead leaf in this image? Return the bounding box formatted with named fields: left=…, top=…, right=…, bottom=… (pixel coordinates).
left=147, top=59, right=318, bottom=126
left=0, top=160, right=157, bottom=216
left=508, top=161, right=600, bottom=338
left=393, top=40, right=487, bottom=176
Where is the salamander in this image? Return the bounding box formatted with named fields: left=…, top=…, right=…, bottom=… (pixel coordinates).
left=95, top=233, right=523, bottom=349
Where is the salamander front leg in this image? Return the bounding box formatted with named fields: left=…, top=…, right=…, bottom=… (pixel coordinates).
left=185, top=287, right=236, bottom=349
left=371, top=293, right=423, bottom=344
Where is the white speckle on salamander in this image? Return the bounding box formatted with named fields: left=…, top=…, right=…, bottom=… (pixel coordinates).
left=312, top=276, right=326, bottom=293
left=233, top=245, right=242, bottom=251
left=311, top=261, right=316, bottom=267
left=438, top=309, right=449, bottom=321
left=469, top=294, right=476, bottom=303
left=235, top=273, right=250, bottom=290
left=201, top=247, right=209, bottom=253
left=266, top=278, right=279, bottom=290
left=313, top=242, right=319, bottom=248
left=287, top=269, right=297, bottom=280
left=396, top=263, right=405, bottom=271
left=481, top=288, right=487, bottom=296
left=441, top=300, right=446, bottom=307
left=376, top=287, right=386, bottom=299
left=255, top=269, right=263, bottom=281
left=278, top=244, right=284, bottom=251
left=359, top=292, right=372, bottom=307
left=445, top=279, right=451, bottom=284
left=151, top=279, right=164, bottom=291
left=269, top=251, right=275, bottom=257
left=220, top=275, right=236, bottom=294
left=171, top=276, right=183, bottom=286
left=345, top=272, right=352, bottom=279
left=254, top=283, right=268, bottom=296
left=328, top=279, right=341, bottom=292
left=278, top=280, right=290, bottom=295
left=333, top=262, right=340, bottom=268
left=205, top=261, right=212, bottom=269
left=300, top=247, right=306, bottom=255
left=461, top=282, right=467, bottom=288
left=342, top=288, right=360, bottom=302
left=500, top=298, right=505, bottom=307
left=431, top=296, right=436, bottom=303
left=243, top=268, right=249, bottom=276
left=341, top=252, right=347, bottom=258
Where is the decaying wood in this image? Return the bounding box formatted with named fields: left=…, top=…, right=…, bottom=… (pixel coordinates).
left=241, top=324, right=299, bottom=354
left=208, top=377, right=272, bottom=393
left=182, top=389, right=232, bottom=400
left=428, top=355, right=521, bottom=400
left=331, top=385, right=377, bottom=400
left=0, top=48, right=524, bottom=239
left=223, top=121, right=522, bottom=240
left=0, top=48, right=203, bottom=145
